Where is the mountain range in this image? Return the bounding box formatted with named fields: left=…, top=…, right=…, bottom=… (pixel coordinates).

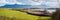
left=0, top=4, right=31, bottom=8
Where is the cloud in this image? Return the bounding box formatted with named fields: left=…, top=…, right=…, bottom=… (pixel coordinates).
left=0, top=0, right=25, bottom=5
left=0, top=0, right=59, bottom=8
left=30, top=0, right=58, bottom=5
left=5, top=0, right=16, bottom=5
left=28, top=0, right=45, bottom=5
left=46, top=2, right=59, bottom=8
left=30, top=0, right=59, bottom=8
left=5, top=0, right=30, bottom=5
left=0, top=0, right=45, bottom=5
left=41, top=0, right=58, bottom=2
left=0, top=0, right=6, bottom=6
left=0, top=3, right=6, bottom=7
left=6, top=0, right=16, bottom=2
left=0, top=0, right=6, bottom=2
left=16, top=2, right=26, bottom=5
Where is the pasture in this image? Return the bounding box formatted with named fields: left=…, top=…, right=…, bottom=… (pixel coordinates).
left=0, top=8, right=51, bottom=20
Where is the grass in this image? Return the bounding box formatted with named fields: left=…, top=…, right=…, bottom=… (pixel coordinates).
left=0, top=8, right=51, bottom=20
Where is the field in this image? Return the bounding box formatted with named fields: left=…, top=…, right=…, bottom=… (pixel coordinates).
left=0, top=8, right=51, bottom=20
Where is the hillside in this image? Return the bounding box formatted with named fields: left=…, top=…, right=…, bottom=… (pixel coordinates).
left=0, top=8, right=51, bottom=20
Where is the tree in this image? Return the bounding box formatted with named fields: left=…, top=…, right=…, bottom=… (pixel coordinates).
left=52, top=8, right=60, bottom=20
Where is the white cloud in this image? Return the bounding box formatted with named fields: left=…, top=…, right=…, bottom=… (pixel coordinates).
left=28, top=0, right=45, bottom=5
left=46, top=2, right=59, bottom=8
left=0, top=0, right=23, bottom=5
left=0, top=3, right=6, bottom=7
left=0, top=0, right=6, bottom=2
left=5, top=0, right=16, bottom=4
left=16, top=2, right=23, bottom=4
left=5, top=0, right=16, bottom=3
left=28, top=0, right=58, bottom=5
left=0, top=0, right=6, bottom=6
left=5, top=0, right=27, bottom=5
left=15, top=0, right=24, bottom=5
left=0, top=0, right=59, bottom=7
left=16, top=2, right=24, bottom=5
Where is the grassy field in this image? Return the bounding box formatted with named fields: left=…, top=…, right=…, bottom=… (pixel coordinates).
left=0, top=8, right=51, bottom=20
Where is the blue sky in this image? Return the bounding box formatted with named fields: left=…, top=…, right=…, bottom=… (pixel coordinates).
left=0, top=0, right=59, bottom=8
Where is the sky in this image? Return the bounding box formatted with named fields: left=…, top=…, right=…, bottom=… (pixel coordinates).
left=0, top=0, right=60, bottom=8
left=0, top=0, right=59, bottom=13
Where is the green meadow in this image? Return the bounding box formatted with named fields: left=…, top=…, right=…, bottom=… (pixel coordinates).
left=0, top=8, right=51, bottom=20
